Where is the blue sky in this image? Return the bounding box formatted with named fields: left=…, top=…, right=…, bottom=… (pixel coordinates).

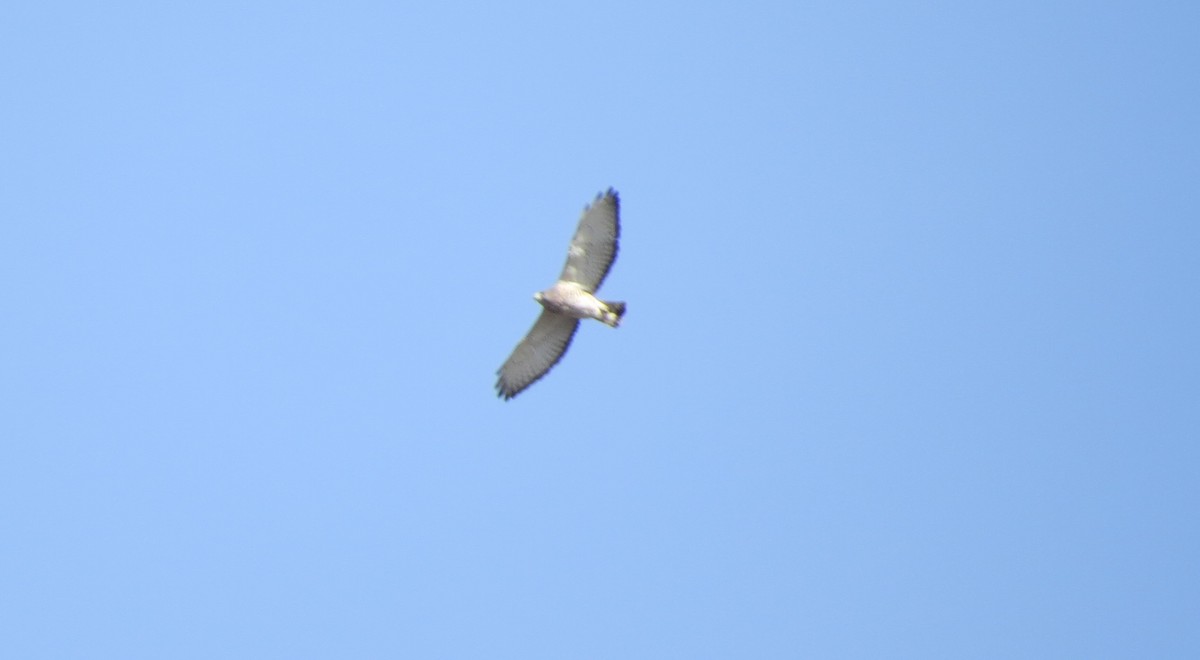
left=2, top=2, right=1197, bottom=657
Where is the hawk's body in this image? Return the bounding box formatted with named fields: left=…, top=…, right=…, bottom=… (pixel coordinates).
left=535, top=282, right=624, bottom=326
left=496, top=189, right=625, bottom=400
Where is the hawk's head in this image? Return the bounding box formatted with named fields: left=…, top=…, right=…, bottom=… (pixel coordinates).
left=533, top=292, right=544, bottom=303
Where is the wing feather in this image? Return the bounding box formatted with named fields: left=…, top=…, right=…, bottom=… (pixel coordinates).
left=559, top=188, right=620, bottom=292
left=495, top=311, right=581, bottom=400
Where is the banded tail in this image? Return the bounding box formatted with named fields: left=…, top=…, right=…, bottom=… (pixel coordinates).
left=601, top=300, right=626, bottom=327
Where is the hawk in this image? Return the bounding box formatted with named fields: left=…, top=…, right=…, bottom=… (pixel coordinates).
left=495, top=188, right=626, bottom=400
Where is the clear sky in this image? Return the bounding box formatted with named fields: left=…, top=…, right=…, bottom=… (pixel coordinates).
left=3, top=2, right=1197, bottom=658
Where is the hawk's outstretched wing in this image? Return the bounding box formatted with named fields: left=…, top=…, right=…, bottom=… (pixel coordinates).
left=495, top=310, right=581, bottom=400
left=559, top=188, right=620, bottom=292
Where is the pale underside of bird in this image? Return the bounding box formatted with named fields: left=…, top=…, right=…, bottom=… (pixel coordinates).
left=495, top=188, right=626, bottom=400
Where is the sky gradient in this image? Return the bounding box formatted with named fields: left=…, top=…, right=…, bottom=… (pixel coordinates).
left=3, top=2, right=1198, bottom=658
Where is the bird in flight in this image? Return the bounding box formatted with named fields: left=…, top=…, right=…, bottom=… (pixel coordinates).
left=495, top=188, right=626, bottom=400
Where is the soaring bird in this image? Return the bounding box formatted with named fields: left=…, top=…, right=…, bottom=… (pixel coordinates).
left=495, top=188, right=626, bottom=400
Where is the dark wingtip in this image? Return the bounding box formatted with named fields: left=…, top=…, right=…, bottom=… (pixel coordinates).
left=585, top=187, right=619, bottom=212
